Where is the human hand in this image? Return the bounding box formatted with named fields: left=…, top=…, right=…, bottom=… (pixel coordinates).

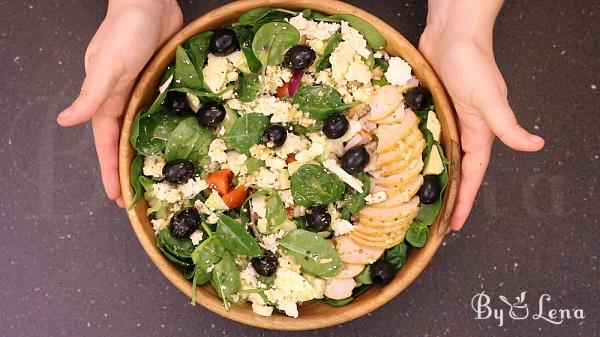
left=57, top=0, right=182, bottom=207
left=419, top=0, right=544, bottom=231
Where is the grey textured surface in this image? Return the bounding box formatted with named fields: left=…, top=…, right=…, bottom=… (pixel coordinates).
left=0, top=0, right=598, bottom=336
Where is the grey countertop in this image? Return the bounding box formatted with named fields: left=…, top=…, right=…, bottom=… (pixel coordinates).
left=0, top=1, right=598, bottom=336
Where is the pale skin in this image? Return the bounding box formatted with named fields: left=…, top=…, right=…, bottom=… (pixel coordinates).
left=57, top=0, right=543, bottom=230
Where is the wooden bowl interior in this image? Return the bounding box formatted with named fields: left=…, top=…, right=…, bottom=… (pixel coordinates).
left=119, top=0, right=460, bottom=330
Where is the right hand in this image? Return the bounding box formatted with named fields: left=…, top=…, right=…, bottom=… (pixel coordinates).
left=56, top=0, right=183, bottom=207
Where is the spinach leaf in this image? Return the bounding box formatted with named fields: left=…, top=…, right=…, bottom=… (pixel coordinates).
left=252, top=22, right=299, bottom=69
left=237, top=72, right=261, bottom=102
left=354, top=265, right=372, bottom=285
left=371, top=77, right=389, bottom=87
left=235, top=7, right=299, bottom=30
left=221, top=113, right=270, bottom=155
left=136, top=111, right=184, bottom=156
left=130, top=108, right=144, bottom=149
left=374, top=57, right=389, bottom=71
left=216, top=215, right=262, bottom=257
left=315, top=32, right=342, bottom=72
left=169, top=86, right=232, bottom=103
left=190, top=236, right=225, bottom=304
left=384, top=242, right=407, bottom=271
left=245, top=157, right=265, bottom=174
left=290, top=164, right=346, bottom=207
left=421, top=127, right=434, bottom=165
left=278, top=229, right=341, bottom=277
left=319, top=14, right=386, bottom=50
left=416, top=146, right=449, bottom=226
left=254, top=189, right=287, bottom=233
left=128, top=155, right=144, bottom=209
left=173, top=45, right=204, bottom=90
left=184, top=31, right=213, bottom=75
left=406, top=220, right=429, bottom=247
left=234, top=26, right=262, bottom=73
left=292, top=84, right=348, bottom=120
left=210, top=250, right=240, bottom=311
left=341, top=172, right=370, bottom=219
left=156, top=228, right=196, bottom=260
left=147, top=91, right=168, bottom=116
left=165, top=117, right=214, bottom=164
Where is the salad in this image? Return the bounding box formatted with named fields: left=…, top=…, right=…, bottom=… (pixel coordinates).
left=129, top=7, right=449, bottom=318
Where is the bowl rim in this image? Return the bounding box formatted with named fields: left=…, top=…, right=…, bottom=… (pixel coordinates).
left=118, top=0, right=461, bottom=330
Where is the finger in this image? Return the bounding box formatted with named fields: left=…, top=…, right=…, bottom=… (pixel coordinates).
left=449, top=136, right=494, bottom=231
left=482, top=100, right=545, bottom=152
left=92, top=114, right=122, bottom=201
left=57, top=58, right=119, bottom=127
left=116, top=197, right=126, bottom=208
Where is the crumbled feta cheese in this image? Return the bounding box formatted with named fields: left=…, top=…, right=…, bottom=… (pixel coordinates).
left=274, top=133, right=309, bottom=159
left=295, top=133, right=327, bottom=163
left=340, top=21, right=370, bottom=58
left=203, top=53, right=234, bottom=93
left=194, top=200, right=211, bottom=214
left=208, top=138, right=228, bottom=164
left=190, top=230, right=204, bottom=245
left=293, top=205, right=306, bottom=217
left=223, top=151, right=248, bottom=176
left=339, top=120, right=362, bottom=143
left=260, top=230, right=284, bottom=253
left=152, top=182, right=182, bottom=203
left=254, top=168, right=279, bottom=189
left=256, top=218, right=268, bottom=233
left=331, top=218, right=355, bottom=236
left=426, top=110, right=441, bottom=142
left=264, top=157, right=286, bottom=170
left=322, top=159, right=364, bottom=193
left=226, top=50, right=250, bottom=73
left=264, top=268, right=318, bottom=318
left=365, top=191, right=387, bottom=205
left=151, top=218, right=169, bottom=233
left=179, top=178, right=208, bottom=199
left=289, top=14, right=340, bottom=41
left=252, top=303, right=274, bottom=317
left=279, top=190, right=294, bottom=208
left=278, top=254, right=302, bottom=273
left=262, top=66, right=293, bottom=94
left=240, top=262, right=259, bottom=287
left=143, top=154, right=166, bottom=179
left=205, top=190, right=229, bottom=210
left=308, top=39, right=326, bottom=55
left=345, top=56, right=372, bottom=84
left=385, top=56, right=412, bottom=86
left=206, top=212, right=220, bottom=224
left=235, top=96, right=313, bottom=126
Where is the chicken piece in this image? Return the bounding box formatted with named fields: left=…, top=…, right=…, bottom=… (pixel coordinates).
left=324, top=278, right=356, bottom=300
left=368, top=85, right=402, bottom=121
left=337, top=263, right=366, bottom=278
left=335, top=236, right=384, bottom=264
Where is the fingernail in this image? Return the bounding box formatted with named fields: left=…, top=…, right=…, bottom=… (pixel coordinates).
left=528, top=134, right=543, bottom=144
left=58, top=107, right=73, bottom=121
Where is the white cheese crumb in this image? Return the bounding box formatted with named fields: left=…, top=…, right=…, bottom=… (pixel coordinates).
left=365, top=191, right=387, bottom=205
left=158, top=75, right=173, bottom=94
left=322, top=159, right=364, bottom=193
left=251, top=195, right=267, bottom=218
left=151, top=218, right=169, bottom=234
left=142, top=154, right=166, bottom=179
left=260, top=230, right=284, bottom=253
left=252, top=303, right=274, bottom=317
left=189, top=230, right=204, bottom=245
left=203, top=53, right=234, bottom=93
left=178, top=178, right=208, bottom=199
left=331, top=218, right=355, bottom=236
left=206, top=212, right=220, bottom=224
left=385, top=56, right=413, bottom=86
left=208, top=139, right=228, bottom=164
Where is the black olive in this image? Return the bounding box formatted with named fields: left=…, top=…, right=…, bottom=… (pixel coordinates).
left=370, top=260, right=396, bottom=285
left=163, top=159, right=195, bottom=184
left=163, top=91, right=189, bottom=116
left=341, top=145, right=370, bottom=175
left=418, top=175, right=441, bottom=204
left=306, top=205, right=331, bottom=232
left=251, top=255, right=279, bottom=277
left=261, top=124, right=287, bottom=148
left=405, top=87, right=432, bottom=111
left=322, top=113, right=350, bottom=139
left=170, top=208, right=201, bottom=238
left=283, top=45, right=316, bottom=70
left=209, top=28, right=237, bottom=56
left=197, top=102, right=226, bottom=128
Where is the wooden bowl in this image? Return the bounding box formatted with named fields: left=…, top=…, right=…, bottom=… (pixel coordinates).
left=119, top=0, right=461, bottom=330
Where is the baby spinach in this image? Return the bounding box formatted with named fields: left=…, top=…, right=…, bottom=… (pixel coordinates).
left=135, top=111, right=184, bottom=156
left=157, top=229, right=195, bottom=267
left=237, top=72, right=261, bottom=102
left=354, top=265, right=372, bottom=285
left=245, top=157, right=265, bottom=174
left=210, top=250, right=240, bottom=311
left=290, top=164, right=346, bottom=207
left=406, top=220, right=428, bottom=248
left=184, top=31, right=213, bottom=75
left=292, top=84, right=352, bottom=120
left=221, top=113, right=270, bottom=155
left=252, top=22, right=300, bottom=69
left=190, top=236, right=225, bottom=304
left=216, top=215, right=262, bottom=257
left=319, top=14, right=386, bottom=50
left=165, top=117, right=214, bottom=164
left=421, top=127, right=434, bottom=165
left=341, top=172, right=370, bottom=219
left=278, top=229, right=341, bottom=277
left=234, top=26, right=262, bottom=73
left=384, top=242, right=407, bottom=270
left=235, top=7, right=299, bottom=31
left=169, top=86, right=232, bottom=103
left=315, top=32, right=342, bottom=72
left=372, top=77, right=389, bottom=87
left=375, top=57, right=389, bottom=71
left=128, top=154, right=144, bottom=209
left=174, top=45, right=204, bottom=91
left=147, top=91, right=169, bottom=116
left=254, top=189, right=287, bottom=233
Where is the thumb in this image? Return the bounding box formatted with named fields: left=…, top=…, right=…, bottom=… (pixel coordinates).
left=481, top=99, right=545, bottom=152
left=57, top=63, right=118, bottom=127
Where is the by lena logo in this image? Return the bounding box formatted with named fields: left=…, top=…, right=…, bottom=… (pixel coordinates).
left=471, top=291, right=585, bottom=327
